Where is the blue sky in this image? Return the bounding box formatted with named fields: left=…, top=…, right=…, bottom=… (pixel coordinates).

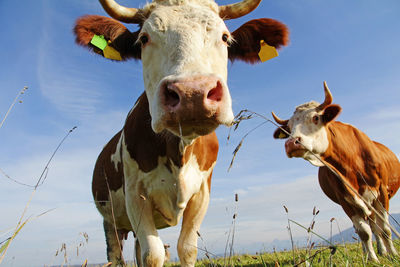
left=1, top=0, right=400, bottom=266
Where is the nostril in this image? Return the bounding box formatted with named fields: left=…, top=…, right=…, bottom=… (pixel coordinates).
left=164, top=84, right=180, bottom=108
left=207, top=81, right=223, bottom=102
left=294, top=137, right=301, bottom=145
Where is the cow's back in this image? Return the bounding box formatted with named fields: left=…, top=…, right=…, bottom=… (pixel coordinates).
left=373, top=141, right=400, bottom=199
left=320, top=121, right=400, bottom=203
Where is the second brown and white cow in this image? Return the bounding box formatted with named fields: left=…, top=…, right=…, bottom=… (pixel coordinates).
left=272, top=82, right=400, bottom=262
left=74, top=0, right=288, bottom=266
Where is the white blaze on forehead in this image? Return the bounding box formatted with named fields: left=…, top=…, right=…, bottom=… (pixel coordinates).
left=288, top=101, right=330, bottom=166
left=141, top=3, right=228, bottom=79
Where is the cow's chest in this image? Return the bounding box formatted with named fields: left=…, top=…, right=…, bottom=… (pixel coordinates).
left=124, top=152, right=214, bottom=229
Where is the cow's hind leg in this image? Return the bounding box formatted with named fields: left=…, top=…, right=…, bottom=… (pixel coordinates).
left=103, top=220, right=125, bottom=266
left=377, top=209, right=398, bottom=256
left=369, top=212, right=387, bottom=256
left=375, top=187, right=398, bottom=256
left=135, top=238, right=142, bottom=267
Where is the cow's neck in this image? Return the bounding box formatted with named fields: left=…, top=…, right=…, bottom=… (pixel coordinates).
left=123, top=92, right=190, bottom=172
left=123, top=91, right=217, bottom=174
left=321, top=121, right=371, bottom=185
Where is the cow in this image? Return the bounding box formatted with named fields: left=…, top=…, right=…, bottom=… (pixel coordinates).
left=272, top=81, right=400, bottom=262
left=73, top=0, right=289, bottom=266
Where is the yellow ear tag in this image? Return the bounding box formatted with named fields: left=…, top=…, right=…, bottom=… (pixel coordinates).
left=258, top=40, right=278, bottom=62
left=278, top=131, right=287, bottom=139
left=103, top=45, right=122, bottom=61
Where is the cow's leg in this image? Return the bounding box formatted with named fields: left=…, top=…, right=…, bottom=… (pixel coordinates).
left=351, top=214, right=379, bottom=262
left=380, top=211, right=398, bottom=256
left=375, top=188, right=398, bottom=256
left=103, top=220, right=125, bottom=266
left=125, top=192, right=165, bottom=267
left=375, top=209, right=398, bottom=256
left=369, top=212, right=387, bottom=256
left=134, top=238, right=169, bottom=267
left=177, top=180, right=210, bottom=267
left=338, top=194, right=379, bottom=262
left=135, top=238, right=142, bottom=267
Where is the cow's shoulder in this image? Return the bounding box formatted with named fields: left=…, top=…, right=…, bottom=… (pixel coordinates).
left=184, top=131, right=219, bottom=172
left=123, top=92, right=181, bottom=173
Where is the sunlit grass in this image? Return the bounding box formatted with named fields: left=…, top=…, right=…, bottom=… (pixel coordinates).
left=165, top=241, right=400, bottom=267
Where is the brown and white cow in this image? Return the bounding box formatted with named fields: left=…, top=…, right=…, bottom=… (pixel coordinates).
left=74, top=0, right=288, bottom=266
left=272, top=82, right=400, bottom=262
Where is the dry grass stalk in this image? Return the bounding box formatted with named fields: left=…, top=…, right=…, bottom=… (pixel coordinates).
left=223, top=193, right=239, bottom=267
left=0, top=127, right=76, bottom=264
left=283, top=205, right=296, bottom=265
left=0, top=86, right=28, bottom=130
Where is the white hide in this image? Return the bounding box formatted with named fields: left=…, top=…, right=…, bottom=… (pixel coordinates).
left=139, top=0, right=234, bottom=134
left=351, top=214, right=379, bottom=262
left=115, top=127, right=212, bottom=229
left=287, top=101, right=330, bottom=166
left=344, top=194, right=372, bottom=218
left=111, top=131, right=124, bottom=171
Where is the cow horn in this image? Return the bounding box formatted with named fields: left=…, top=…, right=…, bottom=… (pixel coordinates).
left=271, top=111, right=288, bottom=126
left=219, top=0, right=262, bottom=20
left=99, top=0, right=144, bottom=23
left=316, top=81, right=333, bottom=111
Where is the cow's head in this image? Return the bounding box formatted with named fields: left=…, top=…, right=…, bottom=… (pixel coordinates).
left=272, top=82, right=342, bottom=166
left=74, top=0, right=289, bottom=139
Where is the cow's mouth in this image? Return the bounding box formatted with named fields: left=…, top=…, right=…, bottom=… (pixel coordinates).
left=164, top=117, right=221, bottom=137
left=285, top=137, right=308, bottom=158
left=286, top=148, right=307, bottom=158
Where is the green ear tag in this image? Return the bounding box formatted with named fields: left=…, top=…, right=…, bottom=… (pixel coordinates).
left=258, top=40, right=278, bottom=62
left=91, top=35, right=107, bottom=50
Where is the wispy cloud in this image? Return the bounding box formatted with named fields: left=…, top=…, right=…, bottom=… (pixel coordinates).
left=37, top=7, right=103, bottom=118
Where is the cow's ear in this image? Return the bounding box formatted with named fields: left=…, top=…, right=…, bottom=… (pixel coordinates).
left=228, top=18, right=289, bottom=64
left=322, top=104, right=342, bottom=124
left=74, top=15, right=141, bottom=61
left=273, top=126, right=290, bottom=139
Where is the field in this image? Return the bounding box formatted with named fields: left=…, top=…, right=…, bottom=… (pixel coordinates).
left=164, top=241, right=400, bottom=267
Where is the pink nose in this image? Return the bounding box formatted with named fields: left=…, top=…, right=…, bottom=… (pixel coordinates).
left=161, top=75, right=223, bottom=112
left=285, top=137, right=303, bottom=157
left=159, top=75, right=227, bottom=135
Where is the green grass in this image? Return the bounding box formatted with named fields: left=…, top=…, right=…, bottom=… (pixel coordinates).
left=165, top=240, right=400, bottom=267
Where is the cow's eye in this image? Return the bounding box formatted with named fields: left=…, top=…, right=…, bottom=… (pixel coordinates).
left=312, top=115, right=319, bottom=125
left=222, top=33, right=229, bottom=43
left=139, top=34, right=149, bottom=46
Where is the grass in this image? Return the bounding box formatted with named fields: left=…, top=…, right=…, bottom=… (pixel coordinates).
left=164, top=241, right=400, bottom=267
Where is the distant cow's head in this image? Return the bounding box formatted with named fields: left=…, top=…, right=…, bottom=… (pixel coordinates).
left=272, top=82, right=342, bottom=166
left=74, top=0, right=289, bottom=138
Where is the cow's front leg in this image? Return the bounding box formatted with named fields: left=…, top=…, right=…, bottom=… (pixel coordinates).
left=351, top=214, right=379, bottom=262
left=125, top=189, right=165, bottom=267
left=178, top=180, right=210, bottom=267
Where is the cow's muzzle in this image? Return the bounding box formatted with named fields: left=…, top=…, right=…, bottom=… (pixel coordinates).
left=285, top=137, right=307, bottom=158
left=159, top=75, right=233, bottom=136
